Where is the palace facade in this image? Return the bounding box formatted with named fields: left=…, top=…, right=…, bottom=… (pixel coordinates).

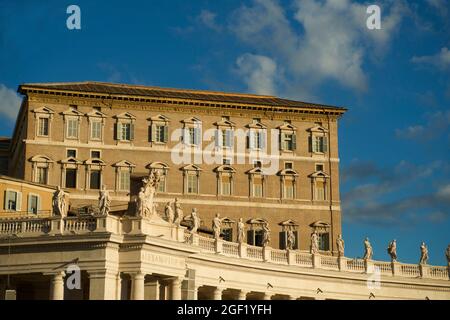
left=8, top=82, right=346, bottom=253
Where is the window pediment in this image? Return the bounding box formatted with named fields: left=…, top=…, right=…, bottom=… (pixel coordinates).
left=181, top=164, right=202, bottom=172
left=246, top=218, right=268, bottom=225
left=246, top=121, right=266, bottom=129
left=148, top=114, right=170, bottom=123
left=246, top=167, right=265, bottom=175
left=61, top=108, right=84, bottom=117
left=278, top=169, right=299, bottom=176
left=86, top=110, right=107, bottom=118
left=214, top=119, right=235, bottom=128
left=32, top=107, right=54, bottom=114
left=278, top=219, right=299, bottom=227
left=59, top=157, right=82, bottom=165
left=277, top=122, right=297, bottom=131
left=307, top=125, right=328, bottom=133
left=114, top=112, right=136, bottom=120
left=112, top=160, right=136, bottom=168
left=181, top=117, right=201, bottom=125
left=214, top=165, right=236, bottom=173
left=221, top=217, right=236, bottom=224
left=84, top=158, right=106, bottom=166
left=29, top=155, right=53, bottom=163
left=309, top=170, right=329, bottom=178
left=146, top=161, right=169, bottom=170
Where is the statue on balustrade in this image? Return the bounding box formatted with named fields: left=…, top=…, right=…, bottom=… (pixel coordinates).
left=387, top=239, right=397, bottom=262
left=212, top=213, right=222, bottom=240
left=446, top=245, right=450, bottom=264
left=53, top=186, right=68, bottom=217
left=336, top=234, right=345, bottom=257
left=310, top=231, right=319, bottom=254
left=98, top=185, right=111, bottom=216
left=165, top=201, right=174, bottom=224
left=419, top=242, right=429, bottom=265
left=363, top=237, right=373, bottom=260
left=262, top=222, right=271, bottom=247
left=237, top=218, right=245, bottom=244
left=137, top=170, right=161, bottom=218
left=287, top=228, right=296, bottom=250
left=189, top=208, right=200, bottom=234
left=174, top=198, right=184, bottom=226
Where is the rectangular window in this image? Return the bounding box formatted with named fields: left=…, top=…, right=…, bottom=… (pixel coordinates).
left=119, top=170, right=130, bottom=191
left=120, top=123, right=132, bottom=141
left=157, top=174, right=166, bottom=193
left=90, top=170, right=101, bottom=190
left=284, top=181, right=294, bottom=199
left=4, top=190, right=20, bottom=211
left=155, top=125, right=167, bottom=143
left=38, top=118, right=49, bottom=136
left=313, top=136, right=328, bottom=153
left=316, top=164, right=324, bottom=172
left=187, top=174, right=198, bottom=194
left=223, top=158, right=231, bottom=165
left=252, top=177, right=263, bottom=197
left=65, top=169, right=77, bottom=188
left=221, top=176, right=231, bottom=196
left=67, top=119, right=79, bottom=138
left=67, top=149, right=77, bottom=158
left=91, top=150, right=101, bottom=158
left=188, top=127, right=196, bottom=145
left=315, top=181, right=325, bottom=200
left=28, top=194, right=39, bottom=214
left=35, top=167, right=48, bottom=184
left=282, top=133, right=296, bottom=151
left=222, top=228, right=233, bottom=241
left=284, top=162, right=293, bottom=170
left=318, top=233, right=330, bottom=251
left=90, top=120, right=102, bottom=140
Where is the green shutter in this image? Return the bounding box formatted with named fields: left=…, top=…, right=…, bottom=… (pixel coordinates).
left=308, top=136, right=312, bottom=153
left=260, top=130, right=266, bottom=150
left=129, top=123, right=134, bottom=141
left=163, top=125, right=169, bottom=143
left=150, top=124, right=156, bottom=142
left=114, top=123, right=119, bottom=140
left=214, top=129, right=220, bottom=147
left=248, top=130, right=254, bottom=149
left=16, top=192, right=22, bottom=212
left=4, top=191, right=9, bottom=210
left=323, top=136, right=328, bottom=153
left=292, top=133, right=297, bottom=150
left=27, top=194, right=32, bottom=213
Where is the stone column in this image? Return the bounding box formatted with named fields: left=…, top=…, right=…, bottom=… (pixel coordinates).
left=237, top=290, right=248, bottom=300
left=115, top=273, right=122, bottom=300
left=213, top=287, right=223, bottom=300
left=49, top=271, right=65, bottom=300
left=89, top=270, right=119, bottom=300
left=312, top=253, right=321, bottom=268
left=131, top=273, right=145, bottom=300
left=170, top=277, right=182, bottom=300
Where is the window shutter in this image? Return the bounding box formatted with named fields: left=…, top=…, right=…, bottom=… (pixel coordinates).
left=4, top=191, right=9, bottom=210
left=214, top=129, right=220, bottom=148
left=163, top=125, right=169, bottom=143
left=323, top=136, right=328, bottom=153
left=248, top=130, right=254, bottom=149
left=114, top=123, right=119, bottom=140
left=279, top=231, right=286, bottom=249
left=294, top=231, right=299, bottom=249
left=194, top=126, right=201, bottom=145
left=279, top=132, right=284, bottom=151
left=37, top=195, right=41, bottom=213
left=150, top=124, right=156, bottom=142
left=129, top=123, right=135, bottom=141
left=27, top=194, right=32, bottom=213
left=308, top=135, right=312, bottom=152
left=292, top=133, right=297, bottom=150
left=260, top=130, right=266, bottom=150
left=16, top=192, right=22, bottom=212
left=247, top=230, right=255, bottom=245
left=227, top=129, right=234, bottom=148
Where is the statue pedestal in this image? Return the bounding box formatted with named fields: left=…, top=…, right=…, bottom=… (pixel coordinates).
left=121, top=215, right=186, bottom=242
left=419, top=264, right=430, bottom=278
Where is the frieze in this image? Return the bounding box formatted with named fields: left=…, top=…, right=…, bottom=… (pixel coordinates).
left=142, top=251, right=186, bottom=269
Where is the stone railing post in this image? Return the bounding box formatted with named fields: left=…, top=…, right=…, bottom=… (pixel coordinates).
left=191, top=233, right=199, bottom=246
left=215, top=239, right=223, bottom=254
left=49, top=217, right=63, bottom=235
left=263, top=246, right=272, bottom=262
left=365, top=259, right=374, bottom=274
left=391, top=261, right=401, bottom=276
left=312, top=253, right=321, bottom=268
left=338, top=256, right=347, bottom=271
left=287, top=249, right=296, bottom=265
left=239, top=243, right=247, bottom=259
left=419, top=264, right=430, bottom=279
left=21, top=221, right=27, bottom=234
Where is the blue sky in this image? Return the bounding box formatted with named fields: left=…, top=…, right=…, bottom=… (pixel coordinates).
left=0, top=0, right=449, bottom=265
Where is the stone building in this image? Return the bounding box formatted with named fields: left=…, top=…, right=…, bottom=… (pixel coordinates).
left=8, top=82, right=346, bottom=253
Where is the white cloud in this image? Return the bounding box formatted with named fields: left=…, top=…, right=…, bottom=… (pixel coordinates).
left=412, top=47, right=450, bottom=70
left=426, top=0, right=449, bottom=16
left=0, top=84, right=21, bottom=121
left=396, top=111, right=450, bottom=141
left=236, top=53, right=278, bottom=95
left=229, top=0, right=406, bottom=98
left=197, top=10, right=222, bottom=32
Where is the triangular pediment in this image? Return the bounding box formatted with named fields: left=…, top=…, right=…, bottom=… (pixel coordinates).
left=307, top=125, right=328, bottom=133
left=84, top=158, right=106, bottom=165
left=181, top=164, right=202, bottom=171
left=309, top=170, right=330, bottom=178
left=114, top=112, right=136, bottom=120
left=61, top=107, right=84, bottom=117
left=181, top=117, right=201, bottom=124
left=31, top=107, right=54, bottom=114
left=214, top=119, right=235, bottom=128
left=148, top=114, right=170, bottom=122
left=59, top=156, right=82, bottom=164
left=246, top=120, right=267, bottom=129
left=277, top=122, right=297, bottom=131
left=86, top=109, right=107, bottom=118
left=112, top=160, right=136, bottom=167
left=246, top=167, right=264, bottom=175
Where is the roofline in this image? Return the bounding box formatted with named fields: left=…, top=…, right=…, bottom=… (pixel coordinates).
left=0, top=175, right=58, bottom=190
left=18, top=82, right=348, bottom=114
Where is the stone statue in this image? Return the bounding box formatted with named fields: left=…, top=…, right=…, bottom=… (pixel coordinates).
left=137, top=170, right=161, bottom=218
left=287, top=229, right=296, bottom=250
left=387, top=239, right=397, bottom=262
left=212, top=213, right=222, bottom=240
left=52, top=186, right=67, bottom=217
left=419, top=242, right=429, bottom=265
left=174, top=198, right=184, bottom=226
left=336, top=234, right=345, bottom=257
left=237, top=218, right=245, bottom=244
left=446, top=244, right=450, bottom=264
left=310, top=231, right=319, bottom=254
left=262, top=222, right=271, bottom=247
left=189, top=208, right=200, bottom=234
left=98, top=185, right=111, bottom=216
left=363, top=237, right=373, bottom=260
left=165, top=201, right=174, bottom=224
